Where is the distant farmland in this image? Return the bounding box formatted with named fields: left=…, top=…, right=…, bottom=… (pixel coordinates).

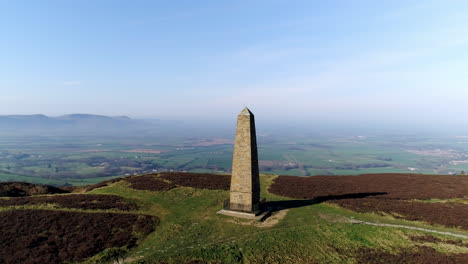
left=1, top=133, right=468, bottom=185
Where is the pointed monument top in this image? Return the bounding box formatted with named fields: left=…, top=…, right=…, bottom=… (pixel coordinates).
left=239, top=107, right=253, bottom=116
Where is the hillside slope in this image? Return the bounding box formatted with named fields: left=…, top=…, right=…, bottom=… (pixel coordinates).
left=1, top=172, right=467, bottom=263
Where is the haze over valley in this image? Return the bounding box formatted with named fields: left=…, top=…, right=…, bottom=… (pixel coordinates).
left=2, top=113, right=468, bottom=186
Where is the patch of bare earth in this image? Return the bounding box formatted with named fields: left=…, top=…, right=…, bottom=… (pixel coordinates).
left=0, top=210, right=157, bottom=264
left=0, top=194, right=137, bottom=211
left=269, top=174, right=468, bottom=230
left=333, top=199, right=468, bottom=230
left=160, top=172, right=230, bottom=190
left=357, top=246, right=468, bottom=264
left=269, top=174, right=468, bottom=200
left=0, top=182, right=68, bottom=197
left=125, top=174, right=176, bottom=191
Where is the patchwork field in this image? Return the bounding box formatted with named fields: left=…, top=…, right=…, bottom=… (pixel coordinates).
left=3, top=134, right=468, bottom=186
left=0, top=172, right=467, bottom=263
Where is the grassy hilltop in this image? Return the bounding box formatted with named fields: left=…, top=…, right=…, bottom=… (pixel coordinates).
left=1, top=172, right=467, bottom=264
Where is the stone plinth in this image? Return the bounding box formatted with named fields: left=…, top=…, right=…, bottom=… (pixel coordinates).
left=217, top=208, right=271, bottom=221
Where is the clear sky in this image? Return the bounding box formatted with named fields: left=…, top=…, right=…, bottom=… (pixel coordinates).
left=1, top=0, right=468, bottom=127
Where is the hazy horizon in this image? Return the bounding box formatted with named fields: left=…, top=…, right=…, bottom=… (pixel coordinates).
left=1, top=111, right=468, bottom=136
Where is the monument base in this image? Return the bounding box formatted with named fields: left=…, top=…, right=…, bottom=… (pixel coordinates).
left=217, top=208, right=272, bottom=221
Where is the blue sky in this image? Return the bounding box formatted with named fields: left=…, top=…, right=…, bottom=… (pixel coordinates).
left=1, top=0, right=468, bottom=127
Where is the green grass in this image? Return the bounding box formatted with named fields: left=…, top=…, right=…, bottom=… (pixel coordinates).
left=2, top=172, right=466, bottom=263
left=86, top=174, right=468, bottom=264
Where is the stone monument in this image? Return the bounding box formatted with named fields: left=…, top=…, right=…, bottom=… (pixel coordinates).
left=229, top=107, right=260, bottom=212
left=218, top=107, right=269, bottom=219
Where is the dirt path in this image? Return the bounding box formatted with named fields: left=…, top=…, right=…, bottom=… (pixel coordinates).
left=349, top=218, right=468, bottom=239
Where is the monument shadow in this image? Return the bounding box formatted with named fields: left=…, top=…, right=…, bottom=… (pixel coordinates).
left=264, top=192, right=387, bottom=212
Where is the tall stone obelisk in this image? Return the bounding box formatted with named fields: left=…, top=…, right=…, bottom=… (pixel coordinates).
left=229, top=107, right=260, bottom=213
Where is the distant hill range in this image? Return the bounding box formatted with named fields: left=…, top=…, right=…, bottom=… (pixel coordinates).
left=0, top=114, right=168, bottom=135
left=0, top=114, right=131, bottom=127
